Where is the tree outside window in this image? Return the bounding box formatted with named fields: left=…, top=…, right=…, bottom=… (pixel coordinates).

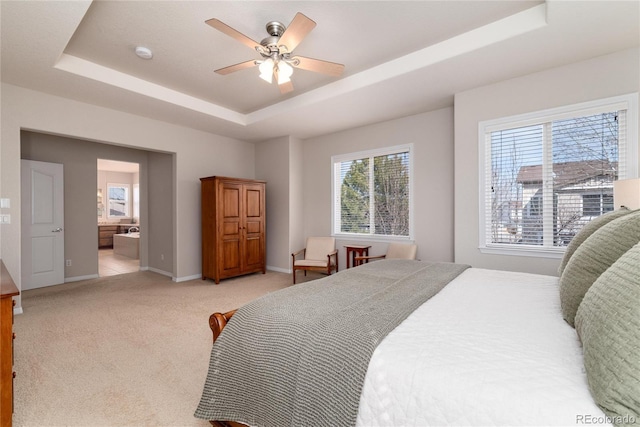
left=482, top=97, right=632, bottom=255
left=334, top=146, right=411, bottom=238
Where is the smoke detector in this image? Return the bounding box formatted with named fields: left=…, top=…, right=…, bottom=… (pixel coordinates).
left=134, top=46, right=153, bottom=60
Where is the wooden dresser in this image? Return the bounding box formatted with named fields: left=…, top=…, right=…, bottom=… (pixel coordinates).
left=1, top=260, right=19, bottom=426
left=201, top=176, right=266, bottom=284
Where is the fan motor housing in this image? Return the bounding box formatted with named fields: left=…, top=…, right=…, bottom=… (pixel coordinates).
left=261, top=21, right=286, bottom=53
left=260, top=35, right=281, bottom=49
left=265, top=21, right=286, bottom=37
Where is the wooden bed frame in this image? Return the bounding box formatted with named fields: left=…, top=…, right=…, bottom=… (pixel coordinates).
left=209, top=309, right=237, bottom=344
left=207, top=310, right=248, bottom=427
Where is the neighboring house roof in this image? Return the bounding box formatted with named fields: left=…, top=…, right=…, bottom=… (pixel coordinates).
left=516, top=160, right=617, bottom=188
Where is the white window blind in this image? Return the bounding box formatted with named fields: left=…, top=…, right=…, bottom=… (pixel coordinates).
left=480, top=94, right=637, bottom=256
left=332, top=144, right=412, bottom=239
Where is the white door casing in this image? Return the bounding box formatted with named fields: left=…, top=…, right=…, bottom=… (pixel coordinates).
left=21, top=160, right=65, bottom=290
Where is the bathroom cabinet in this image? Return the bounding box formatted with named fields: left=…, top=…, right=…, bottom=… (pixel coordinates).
left=98, top=225, right=121, bottom=248
left=98, top=224, right=137, bottom=248
left=201, top=176, right=266, bottom=284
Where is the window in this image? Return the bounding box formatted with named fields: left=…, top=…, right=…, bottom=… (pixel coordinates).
left=582, top=194, right=613, bottom=217
left=479, top=94, right=638, bottom=257
left=332, top=144, right=413, bottom=239
left=107, top=183, right=130, bottom=218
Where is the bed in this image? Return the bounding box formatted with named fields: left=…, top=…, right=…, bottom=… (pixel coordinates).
left=195, top=208, right=640, bottom=427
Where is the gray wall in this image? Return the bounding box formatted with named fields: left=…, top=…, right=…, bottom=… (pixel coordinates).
left=4, top=48, right=638, bottom=298
left=454, top=48, right=640, bottom=275
left=147, top=151, right=175, bottom=275
left=301, top=107, right=455, bottom=268
left=288, top=137, right=304, bottom=265
left=20, top=131, right=175, bottom=279
left=255, top=135, right=305, bottom=273
left=255, top=136, right=291, bottom=272
left=1, top=83, right=255, bottom=306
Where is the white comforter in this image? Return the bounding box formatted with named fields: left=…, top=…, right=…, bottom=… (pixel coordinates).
left=356, top=268, right=610, bottom=427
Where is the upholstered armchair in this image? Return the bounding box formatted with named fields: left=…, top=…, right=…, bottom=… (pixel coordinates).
left=354, top=243, right=417, bottom=266
left=291, top=237, right=339, bottom=284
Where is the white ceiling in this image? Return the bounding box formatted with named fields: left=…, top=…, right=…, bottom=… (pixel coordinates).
left=1, top=1, right=639, bottom=142
left=97, top=159, right=139, bottom=173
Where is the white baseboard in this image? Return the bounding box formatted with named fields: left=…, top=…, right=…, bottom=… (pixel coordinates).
left=146, top=267, right=174, bottom=279
left=173, top=268, right=291, bottom=282
left=13, top=306, right=23, bottom=315
left=173, top=274, right=201, bottom=282
left=172, top=273, right=201, bottom=282
left=65, top=274, right=99, bottom=283
left=175, top=265, right=291, bottom=282
left=267, top=265, right=291, bottom=274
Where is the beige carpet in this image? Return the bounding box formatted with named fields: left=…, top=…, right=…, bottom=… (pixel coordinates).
left=13, top=270, right=320, bottom=426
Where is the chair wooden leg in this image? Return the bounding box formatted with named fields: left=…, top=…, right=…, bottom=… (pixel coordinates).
left=292, top=269, right=296, bottom=284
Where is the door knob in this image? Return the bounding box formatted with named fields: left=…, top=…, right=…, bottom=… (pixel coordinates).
left=52, top=227, right=63, bottom=232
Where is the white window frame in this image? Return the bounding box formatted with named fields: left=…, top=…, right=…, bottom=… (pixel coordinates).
left=478, top=93, right=638, bottom=258
left=331, top=144, right=414, bottom=241
left=106, top=182, right=131, bottom=219
left=133, top=183, right=140, bottom=220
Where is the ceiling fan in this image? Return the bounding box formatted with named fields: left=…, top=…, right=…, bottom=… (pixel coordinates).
left=206, top=13, right=345, bottom=94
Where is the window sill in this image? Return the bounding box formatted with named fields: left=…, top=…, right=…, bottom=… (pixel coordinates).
left=333, top=233, right=414, bottom=244
left=479, top=245, right=565, bottom=259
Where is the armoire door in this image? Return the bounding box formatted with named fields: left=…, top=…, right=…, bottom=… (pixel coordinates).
left=242, top=182, right=265, bottom=273
left=219, top=181, right=243, bottom=279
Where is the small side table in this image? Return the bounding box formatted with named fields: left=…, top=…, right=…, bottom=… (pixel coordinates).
left=344, top=245, right=371, bottom=269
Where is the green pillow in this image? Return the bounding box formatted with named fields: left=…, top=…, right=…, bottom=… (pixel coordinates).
left=558, top=207, right=631, bottom=276
left=575, top=243, right=640, bottom=426
left=559, top=209, right=640, bottom=327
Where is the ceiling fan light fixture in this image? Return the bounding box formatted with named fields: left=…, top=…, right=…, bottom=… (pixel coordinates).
left=277, top=61, right=294, bottom=84
left=277, top=72, right=290, bottom=85
left=259, top=70, right=273, bottom=84
left=258, top=58, right=274, bottom=83
left=208, top=13, right=345, bottom=92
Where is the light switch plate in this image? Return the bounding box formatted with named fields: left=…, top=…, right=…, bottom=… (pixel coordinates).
left=0, top=198, right=9, bottom=209
left=0, top=214, right=10, bottom=224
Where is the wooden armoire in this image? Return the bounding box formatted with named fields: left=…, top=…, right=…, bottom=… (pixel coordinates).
left=200, top=176, right=266, bottom=284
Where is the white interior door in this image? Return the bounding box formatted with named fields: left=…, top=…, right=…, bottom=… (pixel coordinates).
left=21, top=160, right=65, bottom=290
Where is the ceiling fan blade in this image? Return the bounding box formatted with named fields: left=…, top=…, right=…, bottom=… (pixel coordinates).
left=214, top=60, right=258, bottom=75
left=292, top=56, right=344, bottom=77
left=279, top=80, right=294, bottom=94
left=278, top=13, right=316, bottom=53
left=273, top=67, right=294, bottom=93
left=206, top=18, right=261, bottom=51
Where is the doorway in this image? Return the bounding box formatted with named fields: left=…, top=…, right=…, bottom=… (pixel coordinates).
left=97, top=159, right=140, bottom=277
left=22, top=130, right=175, bottom=282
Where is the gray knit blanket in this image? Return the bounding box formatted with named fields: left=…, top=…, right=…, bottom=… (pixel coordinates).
left=195, top=259, right=470, bottom=427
